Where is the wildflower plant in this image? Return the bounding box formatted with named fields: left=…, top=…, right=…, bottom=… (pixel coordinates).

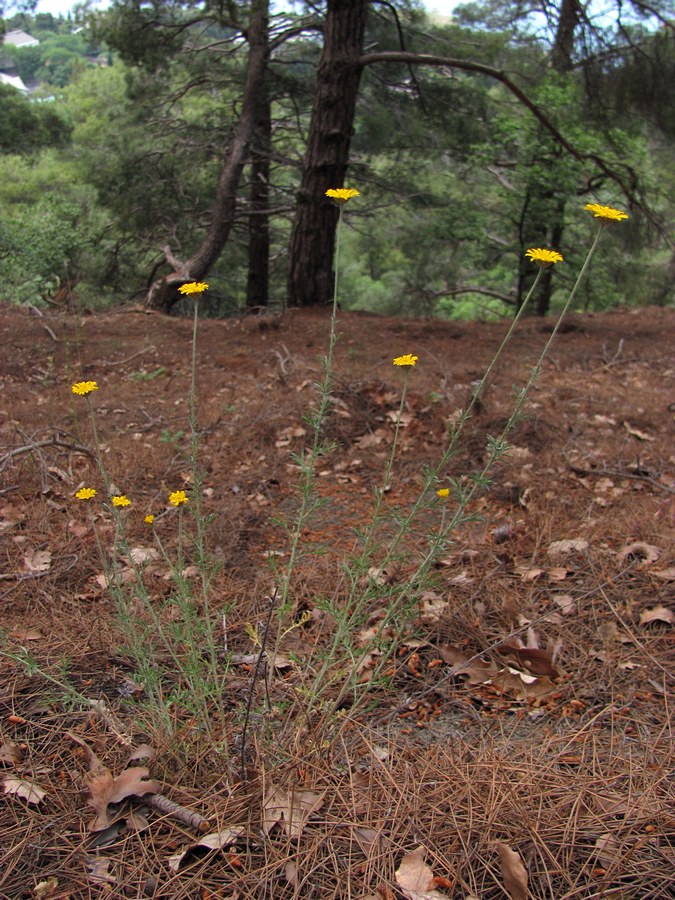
left=4, top=186, right=631, bottom=763
left=274, top=197, right=630, bottom=733
left=57, top=279, right=229, bottom=743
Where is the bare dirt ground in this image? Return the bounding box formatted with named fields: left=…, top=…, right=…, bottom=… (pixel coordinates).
left=0, top=303, right=673, bottom=899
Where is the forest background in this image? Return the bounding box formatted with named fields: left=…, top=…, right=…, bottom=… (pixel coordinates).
left=0, top=0, right=673, bottom=320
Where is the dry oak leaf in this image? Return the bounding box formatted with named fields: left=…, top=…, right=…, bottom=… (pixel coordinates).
left=0, top=739, right=23, bottom=766
left=496, top=842, right=529, bottom=900
left=639, top=605, right=674, bottom=626
left=23, top=549, right=52, bottom=573
left=33, top=877, right=59, bottom=899
left=547, top=538, right=589, bottom=556
left=85, top=765, right=160, bottom=831
left=617, top=542, right=660, bottom=565
left=168, top=826, right=245, bottom=872
left=263, top=784, right=324, bottom=839
left=3, top=775, right=47, bottom=805
left=395, top=845, right=450, bottom=900
left=651, top=567, right=675, bottom=581
left=496, top=640, right=560, bottom=678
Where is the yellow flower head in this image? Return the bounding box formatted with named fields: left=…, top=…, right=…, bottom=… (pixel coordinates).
left=168, top=490, right=188, bottom=507
left=75, top=487, right=97, bottom=500
left=144, top=514, right=155, bottom=525
left=178, top=282, right=209, bottom=297
left=436, top=488, right=450, bottom=499
left=393, top=354, right=418, bottom=368
left=525, top=248, right=564, bottom=266
left=112, top=495, right=131, bottom=508
left=325, top=188, right=360, bottom=203
left=584, top=203, right=629, bottom=222
left=72, top=381, right=99, bottom=396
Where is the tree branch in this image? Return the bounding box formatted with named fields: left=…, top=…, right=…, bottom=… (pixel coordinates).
left=358, top=50, right=640, bottom=204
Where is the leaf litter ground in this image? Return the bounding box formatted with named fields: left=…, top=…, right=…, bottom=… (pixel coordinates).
left=0, top=303, right=673, bottom=899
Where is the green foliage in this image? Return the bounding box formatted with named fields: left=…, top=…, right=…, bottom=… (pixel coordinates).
left=0, top=84, right=70, bottom=152
left=1, top=2, right=672, bottom=316
left=0, top=184, right=93, bottom=303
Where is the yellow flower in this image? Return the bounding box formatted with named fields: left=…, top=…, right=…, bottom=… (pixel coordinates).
left=436, top=488, right=450, bottom=499
left=178, top=282, right=209, bottom=297
left=525, top=248, right=564, bottom=266
left=144, top=514, right=155, bottom=525
left=75, top=487, right=97, bottom=500
left=112, top=495, right=131, bottom=508
left=393, top=354, right=418, bottom=367
left=584, top=203, right=629, bottom=222
left=71, top=381, right=99, bottom=396
left=168, top=490, right=188, bottom=507
left=325, top=188, right=360, bottom=203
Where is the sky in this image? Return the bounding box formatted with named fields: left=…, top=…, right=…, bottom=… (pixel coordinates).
left=24, top=0, right=460, bottom=20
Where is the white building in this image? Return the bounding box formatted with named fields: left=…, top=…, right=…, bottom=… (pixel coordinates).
left=2, top=29, right=40, bottom=48
left=0, top=71, right=29, bottom=93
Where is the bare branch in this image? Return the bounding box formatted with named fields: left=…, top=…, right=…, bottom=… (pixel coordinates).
left=358, top=50, right=640, bottom=204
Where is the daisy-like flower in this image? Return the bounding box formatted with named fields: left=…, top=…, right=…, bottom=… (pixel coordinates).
left=525, top=248, right=564, bottom=266
left=75, top=487, right=97, bottom=500
left=584, top=203, right=629, bottom=222
left=144, top=514, right=155, bottom=525
left=112, top=495, right=131, bottom=508
left=168, top=490, right=188, bottom=507
left=393, top=354, right=419, bottom=367
left=72, top=381, right=99, bottom=396
left=325, top=188, right=360, bottom=203
left=178, top=282, right=209, bottom=297
left=436, top=488, right=450, bottom=499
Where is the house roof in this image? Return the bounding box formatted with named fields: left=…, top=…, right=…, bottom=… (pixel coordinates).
left=2, top=29, right=40, bottom=48
left=0, top=71, right=29, bottom=93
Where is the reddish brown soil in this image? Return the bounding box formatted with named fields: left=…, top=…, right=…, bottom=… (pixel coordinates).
left=0, top=303, right=673, bottom=899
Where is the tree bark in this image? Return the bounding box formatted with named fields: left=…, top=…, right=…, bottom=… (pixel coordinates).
left=286, top=0, right=368, bottom=308
left=146, top=0, right=270, bottom=312
left=246, top=61, right=271, bottom=310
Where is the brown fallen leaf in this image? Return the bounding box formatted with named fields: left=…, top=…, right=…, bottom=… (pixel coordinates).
left=395, top=845, right=450, bottom=900
left=353, top=826, right=382, bottom=856
left=284, top=860, right=298, bottom=887
left=86, top=855, right=118, bottom=886
left=262, top=784, right=324, bottom=839
left=23, top=549, right=51, bottom=573
left=496, top=640, right=561, bottom=678
left=10, top=626, right=43, bottom=641
left=553, top=594, right=576, bottom=616
left=639, top=605, right=674, bottom=626
left=547, top=538, right=589, bottom=556
left=594, top=833, right=620, bottom=867
left=623, top=421, right=654, bottom=442
left=496, top=842, right=529, bottom=900
left=0, top=739, right=22, bottom=766
left=438, top=645, right=559, bottom=700
left=168, top=826, right=245, bottom=871
left=85, top=765, right=161, bottom=831
left=617, top=541, right=660, bottom=565
left=34, top=877, right=59, bottom=899
left=3, top=775, right=47, bottom=805
left=419, top=592, right=449, bottom=623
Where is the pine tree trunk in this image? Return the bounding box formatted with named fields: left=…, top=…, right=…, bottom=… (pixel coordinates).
left=146, top=0, right=269, bottom=313
left=287, top=0, right=368, bottom=308
left=246, top=68, right=271, bottom=310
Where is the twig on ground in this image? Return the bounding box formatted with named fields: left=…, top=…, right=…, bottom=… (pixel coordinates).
left=146, top=793, right=211, bottom=832
left=0, top=435, right=96, bottom=471
left=98, top=346, right=156, bottom=368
